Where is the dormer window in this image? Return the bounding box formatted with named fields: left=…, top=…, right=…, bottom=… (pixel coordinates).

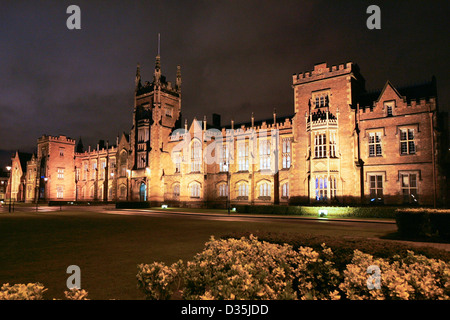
left=387, top=106, right=393, bottom=116
left=384, top=101, right=395, bottom=117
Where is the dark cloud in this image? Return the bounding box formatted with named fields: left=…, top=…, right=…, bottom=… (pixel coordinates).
left=0, top=0, right=449, bottom=157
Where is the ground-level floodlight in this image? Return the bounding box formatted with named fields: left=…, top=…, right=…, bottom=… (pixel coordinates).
left=319, top=209, right=328, bottom=217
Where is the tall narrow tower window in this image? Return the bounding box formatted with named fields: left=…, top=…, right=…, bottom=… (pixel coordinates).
left=238, top=141, right=249, bottom=171
left=314, top=133, right=327, bottom=158
left=259, top=140, right=271, bottom=170
left=191, top=140, right=202, bottom=173
left=282, top=138, right=291, bottom=168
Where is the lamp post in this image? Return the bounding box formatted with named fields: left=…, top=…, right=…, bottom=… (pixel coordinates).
left=75, top=166, right=78, bottom=202
left=6, top=166, right=11, bottom=213
left=227, top=169, right=231, bottom=215
left=43, top=177, right=48, bottom=202
left=35, top=185, right=39, bottom=212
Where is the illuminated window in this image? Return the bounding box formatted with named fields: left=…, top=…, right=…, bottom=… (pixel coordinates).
left=329, top=132, right=337, bottom=158
left=369, top=132, right=382, bottom=157
left=238, top=141, right=249, bottom=171
left=92, top=161, right=97, bottom=180
left=314, top=133, right=327, bottom=158
left=315, top=177, right=327, bottom=201
left=282, top=138, right=291, bottom=169
left=174, top=152, right=182, bottom=173
left=400, top=129, right=415, bottom=155
left=190, top=182, right=200, bottom=198
left=138, top=128, right=149, bottom=142
left=191, top=140, right=202, bottom=173
left=281, top=182, right=289, bottom=198
left=259, top=182, right=271, bottom=198
left=330, top=176, right=337, bottom=199
left=369, top=175, right=383, bottom=203
left=100, top=160, right=106, bottom=179
left=219, top=143, right=229, bottom=172
left=56, top=185, right=64, bottom=199
left=57, top=168, right=64, bottom=179
left=218, top=183, right=228, bottom=197
left=401, top=173, right=418, bottom=204
left=259, top=140, right=271, bottom=170
left=137, top=152, right=146, bottom=169
left=313, top=93, right=329, bottom=108
left=386, top=105, right=393, bottom=117
left=237, top=182, right=248, bottom=198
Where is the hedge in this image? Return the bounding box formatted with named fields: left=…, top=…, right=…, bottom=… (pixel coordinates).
left=396, top=208, right=450, bottom=240
left=234, top=205, right=397, bottom=219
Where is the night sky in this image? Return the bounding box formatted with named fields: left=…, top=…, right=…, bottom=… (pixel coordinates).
left=1, top=0, right=449, bottom=166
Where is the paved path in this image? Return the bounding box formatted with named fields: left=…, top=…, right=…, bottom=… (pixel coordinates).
left=3, top=204, right=449, bottom=252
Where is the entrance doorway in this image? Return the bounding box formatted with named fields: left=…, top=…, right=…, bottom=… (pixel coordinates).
left=139, top=182, right=147, bottom=202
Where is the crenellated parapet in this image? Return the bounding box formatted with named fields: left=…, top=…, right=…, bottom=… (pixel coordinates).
left=292, top=62, right=356, bottom=85
left=38, top=135, right=76, bottom=144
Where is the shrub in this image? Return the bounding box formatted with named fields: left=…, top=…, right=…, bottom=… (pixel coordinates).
left=0, top=283, right=47, bottom=300
left=0, top=283, right=92, bottom=300
left=137, top=235, right=450, bottom=300
left=64, top=288, right=89, bottom=300
left=340, top=250, right=450, bottom=300
left=181, top=235, right=300, bottom=300
left=137, top=260, right=185, bottom=300
left=222, top=231, right=450, bottom=268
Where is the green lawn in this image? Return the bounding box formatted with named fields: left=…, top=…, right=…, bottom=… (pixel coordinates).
left=0, top=208, right=398, bottom=300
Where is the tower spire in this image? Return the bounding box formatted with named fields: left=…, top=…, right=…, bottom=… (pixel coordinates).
left=176, top=65, right=182, bottom=91
left=135, top=62, right=141, bottom=89
left=154, top=34, right=161, bottom=84
left=158, top=33, right=161, bottom=56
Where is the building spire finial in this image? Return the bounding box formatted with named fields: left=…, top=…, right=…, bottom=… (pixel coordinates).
left=154, top=34, right=161, bottom=84
left=158, top=33, right=161, bottom=56
left=135, top=62, right=141, bottom=89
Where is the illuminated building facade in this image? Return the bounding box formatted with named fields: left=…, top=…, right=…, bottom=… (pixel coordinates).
left=9, top=56, right=448, bottom=207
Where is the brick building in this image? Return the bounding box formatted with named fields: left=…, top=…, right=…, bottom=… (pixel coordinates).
left=9, top=56, right=448, bottom=207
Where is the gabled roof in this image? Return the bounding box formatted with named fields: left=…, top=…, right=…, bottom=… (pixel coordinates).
left=14, top=151, right=33, bottom=172
left=375, top=80, right=404, bottom=103
left=357, top=77, right=437, bottom=108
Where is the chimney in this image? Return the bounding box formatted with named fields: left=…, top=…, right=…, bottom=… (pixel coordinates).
left=212, top=113, right=221, bottom=127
